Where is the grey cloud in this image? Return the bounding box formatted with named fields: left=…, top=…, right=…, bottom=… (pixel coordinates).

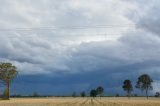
left=126, top=0, right=160, bottom=36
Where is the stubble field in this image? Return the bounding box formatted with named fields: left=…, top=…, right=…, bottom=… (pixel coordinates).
left=0, top=97, right=160, bottom=106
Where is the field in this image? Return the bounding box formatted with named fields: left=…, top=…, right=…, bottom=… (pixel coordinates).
left=0, top=97, right=160, bottom=106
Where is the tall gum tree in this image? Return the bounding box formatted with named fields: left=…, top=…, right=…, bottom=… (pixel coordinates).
left=122, top=79, right=133, bottom=99
left=0, top=62, right=18, bottom=100
left=136, top=74, right=153, bottom=99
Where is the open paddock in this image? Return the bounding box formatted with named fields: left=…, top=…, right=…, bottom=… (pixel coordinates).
left=0, top=97, right=160, bottom=106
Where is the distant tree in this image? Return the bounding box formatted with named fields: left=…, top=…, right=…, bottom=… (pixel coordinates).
left=80, top=91, right=86, bottom=97
left=155, top=92, right=160, bottom=97
left=134, top=94, right=138, bottom=97
left=136, top=74, right=153, bottom=99
left=11, top=94, right=22, bottom=97
left=90, top=89, right=97, bottom=97
left=115, top=93, right=120, bottom=97
left=96, top=86, right=104, bottom=99
left=72, top=92, right=76, bottom=97
left=32, top=92, right=39, bottom=97
left=0, top=62, right=18, bottom=100
left=122, top=79, right=133, bottom=99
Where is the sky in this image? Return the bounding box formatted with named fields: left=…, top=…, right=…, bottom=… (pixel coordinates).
left=0, top=0, right=160, bottom=96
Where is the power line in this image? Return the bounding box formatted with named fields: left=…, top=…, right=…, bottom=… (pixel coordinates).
left=0, top=34, right=123, bottom=39
left=0, top=24, right=136, bottom=31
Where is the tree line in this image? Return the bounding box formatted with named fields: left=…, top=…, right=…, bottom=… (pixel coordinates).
left=72, top=86, right=104, bottom=98
left=72, top=74, right=155, bottom=100
left=0, top=62, right=159, bottom=100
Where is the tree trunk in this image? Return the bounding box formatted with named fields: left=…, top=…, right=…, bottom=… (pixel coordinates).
left=146, top=90, right=148, bottom=100
left=128, top=90, right=130, bottom=99
left=6, top=81, right=10, bottom=100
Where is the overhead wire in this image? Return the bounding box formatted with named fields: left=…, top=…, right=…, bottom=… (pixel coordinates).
left=0, top=24, right=136, bottom=39
left=0, top=24, right=136, bottom=31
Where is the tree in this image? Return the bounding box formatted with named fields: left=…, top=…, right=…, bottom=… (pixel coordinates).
left=80, top=91, right=86, bottom=97
left=72, top=92, right=76, bottom=97
left=155, top=92, right=160, bottom=97
left=32, top=92, right=39, bottom=97
left=0, top=62, right=18, bottom=100
left=136, top=74, right=153, bottom=99
left=134, top=94, right=138, bottom=97
left=115, top=93, right=120, bottom=97
left=90, top=89, right=97, bottom=97
left=122, top=80, right=133, bottom=99
left=96, top=86, right=104, bottom=99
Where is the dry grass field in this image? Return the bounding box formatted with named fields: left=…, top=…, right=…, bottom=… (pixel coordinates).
left=0, top=97, right=160, bottom=106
